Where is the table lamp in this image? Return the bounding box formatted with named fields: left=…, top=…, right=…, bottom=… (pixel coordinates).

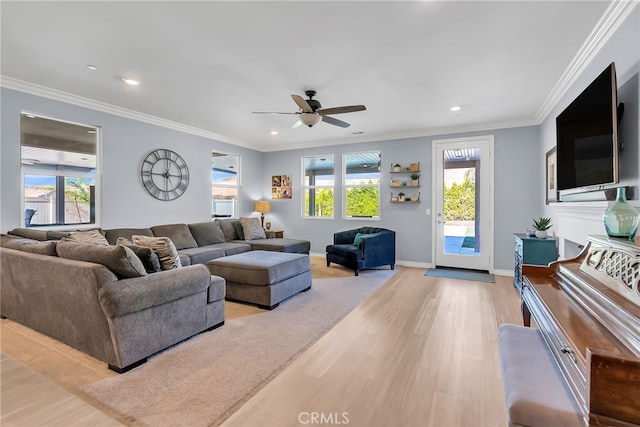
left=254, top=201, right=271, bottom=228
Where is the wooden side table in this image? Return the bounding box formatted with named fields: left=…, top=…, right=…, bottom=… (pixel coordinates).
left=265, top=229, right=284, bottom=238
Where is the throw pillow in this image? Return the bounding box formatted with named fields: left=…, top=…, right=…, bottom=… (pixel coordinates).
left=231, top=221, right=245, bottom=240
left=132, top=235, right=182, bottom=270
left=56, top=240, right=147, bottom=278
left=1, top=235, right=58, bottom=256
left=239, top=217, right=266, bottom=241
left=188, top=221, right=226, bottom=246
left=65, top=229, right=109, bottom=245
left=116, top=237, right=162, bottom=274
left=353, top=233, right=365, bottom=246
left=149, top=224, right=198, bottom=250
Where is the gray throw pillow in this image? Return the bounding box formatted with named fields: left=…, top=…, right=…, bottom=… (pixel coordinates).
left=231, top=221, right=245, bottom=240
left=56, top=239, right=147, bottom=278
left=132, top=235, right=182, bottom=270
left=116, top=237, right=162, bottom=274
left=150, top=224, right=198, bottom=250
left=188, top=221, right=226, bottom=246
left=216, top=219, right=238, bottom=241
left=239, top=217, right=266, bottom=241
left=1, top=235, right=58, bottom=256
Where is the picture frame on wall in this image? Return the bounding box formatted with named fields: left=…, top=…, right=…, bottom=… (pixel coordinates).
left=272, top=174, right=292, bottom=199
left=546, top=147, right=558, bottom=204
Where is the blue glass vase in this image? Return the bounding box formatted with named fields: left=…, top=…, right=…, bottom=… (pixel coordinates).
left=603, top=188, right=640, bottom=240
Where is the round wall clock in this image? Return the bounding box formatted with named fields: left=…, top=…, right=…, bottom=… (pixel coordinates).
left=140, top=149, right=189, bottom=201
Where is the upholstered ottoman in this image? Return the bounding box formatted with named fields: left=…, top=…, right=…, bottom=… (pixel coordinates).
left=207, top=250, right=311, bottom=310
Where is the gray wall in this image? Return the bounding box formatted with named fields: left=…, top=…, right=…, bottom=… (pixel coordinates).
left=540, top=6, right=640, bottom=202
left=0, top=88, right=264, bottom=230
left=262, top=126, right=540, bottom=270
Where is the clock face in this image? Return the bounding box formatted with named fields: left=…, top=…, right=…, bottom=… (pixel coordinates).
left=140, top=149, right=189, bottom=201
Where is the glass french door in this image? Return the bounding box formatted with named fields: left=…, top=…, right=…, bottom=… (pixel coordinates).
left=433, top=136, right=493, bottom=272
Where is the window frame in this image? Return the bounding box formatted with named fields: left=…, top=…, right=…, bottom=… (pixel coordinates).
left=211, top=152, right=241, bottom=219
left=21, top=112, right=100, bottom=229
left=342, top=150, right=381, bottom=220
left=302, top=154, right=335, bottom=219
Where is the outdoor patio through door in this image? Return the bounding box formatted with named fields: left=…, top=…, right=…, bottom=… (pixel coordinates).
left=433, top=136, right=493, bottom=272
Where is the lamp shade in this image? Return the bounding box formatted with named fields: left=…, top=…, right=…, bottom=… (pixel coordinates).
left=254, top=201, right=271, bottom=213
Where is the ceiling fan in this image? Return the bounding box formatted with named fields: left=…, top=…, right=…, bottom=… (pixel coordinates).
left=253, top=90, right=366, bottom=129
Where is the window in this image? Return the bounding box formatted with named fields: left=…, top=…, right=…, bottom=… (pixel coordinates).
left=212, top=152, right=240, bottom=218
left=344, top=151, right=380, bottom=218
left=21, top=114, right=98, bottom=227
left=303, top=155, right=334, bottom=218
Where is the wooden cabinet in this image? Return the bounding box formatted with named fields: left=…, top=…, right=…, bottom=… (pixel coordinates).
left=513, top=233, right=556, bottom=292
left=390, top=162, right=420, bottom=203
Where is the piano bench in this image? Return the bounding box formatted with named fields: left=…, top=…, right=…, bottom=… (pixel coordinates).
left=498, top=324, right=584, bottom=427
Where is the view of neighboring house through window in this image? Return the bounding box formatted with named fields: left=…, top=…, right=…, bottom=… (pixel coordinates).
left=344, top=151, right=381, bottom=218
left=21, top=113, right=98, bottom=227
left=212, top=152, right=240, bottom=218
left=303, top=154, right=334, bottom=218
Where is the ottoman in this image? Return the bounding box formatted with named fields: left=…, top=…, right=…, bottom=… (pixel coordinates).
left=207, top=250, right=311, bottom=310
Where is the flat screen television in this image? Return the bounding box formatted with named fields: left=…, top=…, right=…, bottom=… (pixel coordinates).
left=556, top=62, right=619, bottom=192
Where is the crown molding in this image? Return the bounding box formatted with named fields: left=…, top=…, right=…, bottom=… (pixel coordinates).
left=535, top=0, right=639, bottom=123
left=0, top=76, right=255, bottom=150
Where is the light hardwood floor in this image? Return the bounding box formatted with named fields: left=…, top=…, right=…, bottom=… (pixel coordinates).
left=1, top=258, right=522, bottom=426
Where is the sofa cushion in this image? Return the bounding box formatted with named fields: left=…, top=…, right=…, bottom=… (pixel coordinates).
left=65, top=229, right=109, bottom=245
left=239, top=217, right=266, bottom=241
left=207, top=251, right=310, bottom=286
left=245, top=238, right=310, bottom=254
left=188, top=221, right=226, bottom=246
left=116, top=237, right=162, bottom=274
left=325, top=244, right=363, bottom=261
left=178, top=246, right=226, bottom=265
left=150, top=224, right=198, bottom=250
left=104, top=227, right=154, bottom=245
left=132, top=235, right=182, bottom=270
left=1, top=235, right=58, bottom=256
left=232, top=221, right=245, bottom=240
left=56, top=240, right=147, bottom=279
left=8, top=228, right=50, bottom=241
left=216, top=219, right=240, bottom=241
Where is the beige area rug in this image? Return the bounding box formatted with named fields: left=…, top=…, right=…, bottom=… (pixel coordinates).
left=81, top=268, right=396, bottom=427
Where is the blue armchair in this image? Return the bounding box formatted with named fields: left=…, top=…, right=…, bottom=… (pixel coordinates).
left=326, top=227, right=396, bottom=276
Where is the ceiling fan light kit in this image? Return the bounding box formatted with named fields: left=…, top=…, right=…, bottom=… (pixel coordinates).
left=253, top=89, right=366, bottom=130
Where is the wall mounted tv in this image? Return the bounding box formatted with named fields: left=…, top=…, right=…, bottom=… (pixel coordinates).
left=556, top=62, right=620, bottom=192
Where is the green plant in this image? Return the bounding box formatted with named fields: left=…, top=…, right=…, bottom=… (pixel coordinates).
left=398, top=192, right=405, bottom=198
left=532, top=217, right=552, bottom=231
left=410, top=173, right=420, bottom=180
left=394, top=163, right=401, bottom=168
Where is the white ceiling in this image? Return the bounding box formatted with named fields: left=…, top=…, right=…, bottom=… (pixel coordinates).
left=1, top=1, right=616, bottom=152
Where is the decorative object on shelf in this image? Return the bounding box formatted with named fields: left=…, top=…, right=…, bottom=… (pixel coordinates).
left=140, top=149, right=189, bottom=201
left=545, top=147, right=557, bottom=204
left=271, top=174, right=292, bottom=199
left=398, top=192, right=405, bottom=201
left=410, top=173, right=420, bottom=186
left=532, top=217, right=552, bottom=238
left=603, top=187, right=640, bottom=240
left=254, top=200, right=271, bottom=228
left=410, top=193, right=419, bottom=201
left=409, top=163, right=419, bottom=171
left=393, top=163, right=401, bottom=172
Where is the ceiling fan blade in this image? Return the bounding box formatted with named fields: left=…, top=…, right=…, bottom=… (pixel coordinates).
left=321, top=115, right=351, bottom=128
left=252, top=111, right=298, bottom=115
left=291, top=94, right=313, bottom=113
left=289, top=119, right=303, bottom=129
left=317, top=105, right=366, bottom=115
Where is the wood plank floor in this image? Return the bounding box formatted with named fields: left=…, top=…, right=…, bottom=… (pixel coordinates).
left=1, top=258, right=522, bottom=426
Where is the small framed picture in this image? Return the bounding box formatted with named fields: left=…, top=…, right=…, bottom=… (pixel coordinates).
left=546, top=147, right=557, bottom=204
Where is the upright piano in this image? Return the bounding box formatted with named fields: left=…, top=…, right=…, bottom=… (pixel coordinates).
left=521, top=234, right=640, bottom=426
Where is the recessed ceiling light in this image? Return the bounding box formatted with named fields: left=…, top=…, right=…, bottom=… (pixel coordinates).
left=450, top=106, right=461, bottom=112
left=270, top=131, right=278, bottom=135
left=122, top=78, right=141, bottom=86
left=86, top=65, right=98, bottom=70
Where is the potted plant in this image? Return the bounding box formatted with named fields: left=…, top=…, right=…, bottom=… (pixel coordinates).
left=532, top=217, right=552, bottom=238
left=393, top=163, right=401, bottom=172
left=410, top=173, right=420, bottom=186
left=397, top=192, right=405, bottom=202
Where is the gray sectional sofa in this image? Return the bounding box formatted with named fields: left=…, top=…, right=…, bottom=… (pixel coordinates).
left=0, top=218, right=310, bottom=373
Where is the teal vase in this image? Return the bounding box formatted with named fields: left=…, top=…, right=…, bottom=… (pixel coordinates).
left=603, top=188, right=640, bottom=240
